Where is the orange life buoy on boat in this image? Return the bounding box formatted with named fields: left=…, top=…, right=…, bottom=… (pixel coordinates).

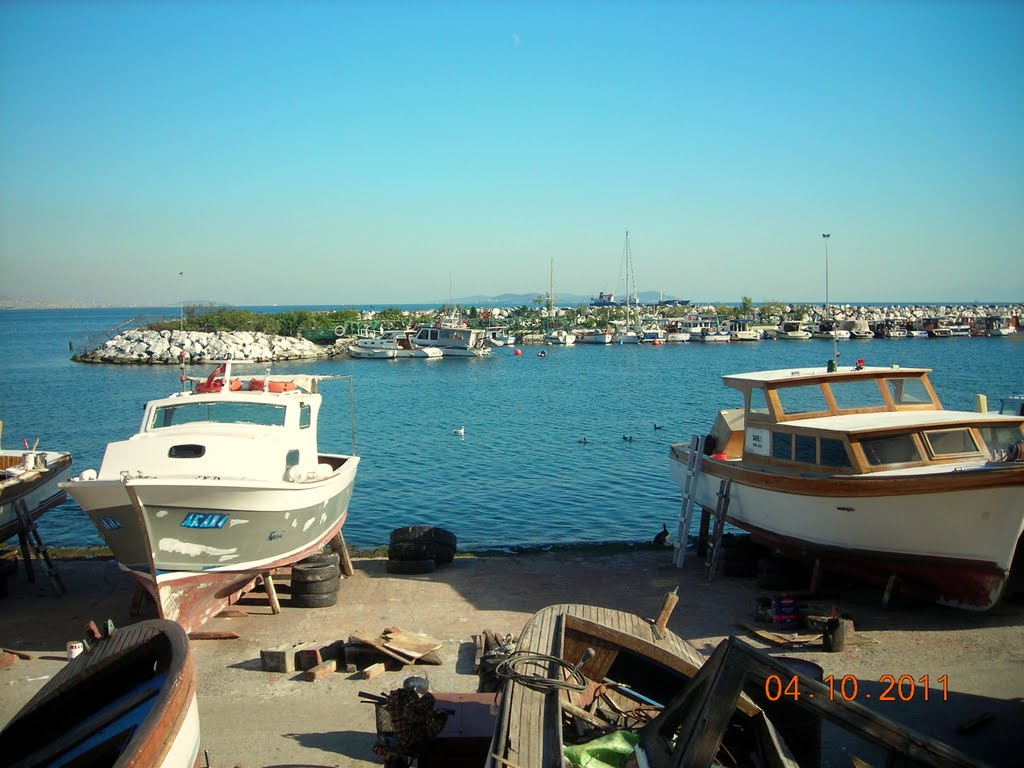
left=196, top=365, right=241, bottom=393
left=248, top=379, right=297, bottom=393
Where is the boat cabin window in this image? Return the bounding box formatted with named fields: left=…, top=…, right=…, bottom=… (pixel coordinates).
left=286, top=449, right=299, bottom=468
left=300, top=404, right=311, bottom=429
left=829, top=379, right=886, bottom=410
left=923, top=429, right=978, bottom=457
left=794, top=434, right=816, bottom=463
left=776, top=384, right=828, bottom=416
left=885, top=377, right=932, bottom=406
left=861, top=434, right=922, bottom=466
left=979, top=425, right=1024, bottom=460
left=771, top=432, right=792, bottom=460
left=168, top=444, right=205, bottom=459
left=153, top=402, right=287, bottom=429
left=749, top=387, right=769, bottom=415
left=820, top=438, right=852, bottom=468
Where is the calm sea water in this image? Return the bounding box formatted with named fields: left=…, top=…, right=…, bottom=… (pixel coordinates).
left=2, top=308, right=1022, bottom=551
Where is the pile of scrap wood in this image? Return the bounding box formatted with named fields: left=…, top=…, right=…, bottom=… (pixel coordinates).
left=259, top=626, right=443, bottom=682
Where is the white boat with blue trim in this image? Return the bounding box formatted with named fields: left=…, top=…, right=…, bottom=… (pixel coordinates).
left=61, top=362, right=360, bottom=632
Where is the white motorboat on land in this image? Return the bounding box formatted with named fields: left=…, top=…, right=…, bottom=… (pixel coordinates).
left=669, top=364, right=1024, bottom=610
left=728, top=318, right=761, bottom=342
left=1, top=442, right=73, bottom=544
left=577, top=329, right=613, bottom=344
left=543, top=328, right=576, bottom=346
left=61, top=362, right=360, bottom=632
left=411, top=321, right=491, bottom=357
left=775, top=320, right=811, bottom=340
left=349, top=330, right=442, bottom=359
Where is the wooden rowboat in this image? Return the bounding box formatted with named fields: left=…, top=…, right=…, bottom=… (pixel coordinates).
left=0, top=619, right=200, bottom=768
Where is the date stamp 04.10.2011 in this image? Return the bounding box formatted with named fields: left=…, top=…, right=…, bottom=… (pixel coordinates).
left=764, top=674, right=950, bottom=703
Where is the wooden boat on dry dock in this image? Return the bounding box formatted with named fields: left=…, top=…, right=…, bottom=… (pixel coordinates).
left=61, top=362, right=360, bottom=632
left=485, top=603, right=981, bottom=768
left=1, top=437, right=73, bottom=543
left=485, top=603, right=790, bottom=768
left=0, top=619, right=200, bottom=768
left=669, top=364, right=1024, bottom=610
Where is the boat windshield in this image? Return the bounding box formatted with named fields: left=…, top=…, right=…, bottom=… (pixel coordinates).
left=776, top=384, right=828, bottom=416
left=829, top=379, right=887, bottom=410
left=884, top=377, right=932, bottom=406
left=978, top=424, right=1024, bottom=460
left=861, top=434, right=922, bottom=466
left=152, top=402, right=287, bottom=429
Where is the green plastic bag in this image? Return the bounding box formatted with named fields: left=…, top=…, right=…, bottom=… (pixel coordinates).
left=563, top=730, right=640, bottom=768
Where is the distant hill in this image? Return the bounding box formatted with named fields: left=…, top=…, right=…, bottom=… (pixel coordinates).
left=454, top=291, right=682, bottom=306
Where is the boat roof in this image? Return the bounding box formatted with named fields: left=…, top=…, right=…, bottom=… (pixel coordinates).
left=789, top=408, right=1020, bottom=435
left=722, top=365, right=930, bottom=387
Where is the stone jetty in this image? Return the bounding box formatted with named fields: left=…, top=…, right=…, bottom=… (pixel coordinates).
left=73, top=328, right=341, bottom=365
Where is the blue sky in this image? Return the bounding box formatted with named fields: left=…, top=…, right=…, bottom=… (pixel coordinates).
left=1, top=1, right=1021, bottom=306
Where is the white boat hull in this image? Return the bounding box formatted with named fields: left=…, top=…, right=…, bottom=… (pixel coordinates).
left=670, top=450, right=1024, bottom=610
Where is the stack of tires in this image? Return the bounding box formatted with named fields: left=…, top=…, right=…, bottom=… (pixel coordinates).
left=386, top=526, right=457, bottom=575
left=290, top=551, right=341, bottom=608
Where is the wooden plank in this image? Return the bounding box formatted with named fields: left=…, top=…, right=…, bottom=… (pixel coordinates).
left=1, top=647, right=34, bottom=660
left=260, top=642, right=303, bottom=673
left=304, top=659, right=337, bottom=682
left=188, top=630, right=240, bottom=641
left=348, top=630, right=414, bottom=665
left=381, top=628, right=441, bottom=659
left=356, top=662, right=386, bottom=680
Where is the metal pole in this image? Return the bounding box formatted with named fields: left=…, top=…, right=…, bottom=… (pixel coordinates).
left=179, top=271, right=184, bottom=331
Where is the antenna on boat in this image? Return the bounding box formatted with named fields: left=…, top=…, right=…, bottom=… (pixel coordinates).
left=822, top=233, right=839, bottom=369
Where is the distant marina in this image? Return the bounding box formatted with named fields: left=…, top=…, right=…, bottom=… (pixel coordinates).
left=2, top=305, right=1022, bottom=557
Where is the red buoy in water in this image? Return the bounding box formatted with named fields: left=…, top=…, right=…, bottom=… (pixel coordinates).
left=514, top=348, right=522, bottom=356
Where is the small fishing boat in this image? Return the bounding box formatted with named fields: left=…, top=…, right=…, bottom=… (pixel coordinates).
left=484, top=326, right=515, bottom=347
left=663, top=323, right=691, bottom=343
left=810, top=319, right=851, bottom=340
left=411, top=320, right=490, bottom=357
left=1, top=438, right=73, bottom=543
left=0, top=618, right=200, bottom=768
left=577, top=329, right=614, bottom=344
left=774, top=320, right=811, bottom=340
left=485, top=602, right=789, bottom=768
left=728, top=317, right=762, bottom=342
left=543, top=328, right=576, bottom=346
left=669, top=364, right=1024, bottom=610
left=349, top=330, right=443, bottom=359
left=61, top=362, right=360, bottom=632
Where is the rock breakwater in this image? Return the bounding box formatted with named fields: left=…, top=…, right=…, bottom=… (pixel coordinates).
left=73, top=328, right=341, bottom=365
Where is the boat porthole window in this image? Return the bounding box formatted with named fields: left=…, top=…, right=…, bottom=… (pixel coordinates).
left=299, top=404, right=311, bottom=429
left=286, top=449, right=300, bottom=468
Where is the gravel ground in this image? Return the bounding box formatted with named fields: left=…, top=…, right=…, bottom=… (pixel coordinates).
left=1, top=549, right=1021, bottom=767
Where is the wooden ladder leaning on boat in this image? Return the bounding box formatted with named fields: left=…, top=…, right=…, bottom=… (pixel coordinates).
left=673, top=434, right=706, bottom=567
left=13, top=498, right=65, bottom=595
left=705, top=478, right=733, bottom=583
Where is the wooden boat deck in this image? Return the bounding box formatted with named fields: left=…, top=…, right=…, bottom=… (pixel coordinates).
left=488, top=603, right=711, bottom=768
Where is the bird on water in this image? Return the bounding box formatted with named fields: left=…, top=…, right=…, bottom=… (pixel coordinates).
left=453, top=426, right=465, bottom=436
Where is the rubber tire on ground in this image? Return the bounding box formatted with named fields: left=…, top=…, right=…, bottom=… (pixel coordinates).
left=291, top=562, right=340, bottom=583
left=387, top=540, right=456, bottom=564
left=291, top=590, right=339, bottom=608
left=389, top=525, right=457, bottom=550
left=385, top=557, right=436, bottom=575
left=291, top=576, right=341, bottom=595
left=300, top=551, right=341, bottom=569
left=389, top=526, right=457, bottom=564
